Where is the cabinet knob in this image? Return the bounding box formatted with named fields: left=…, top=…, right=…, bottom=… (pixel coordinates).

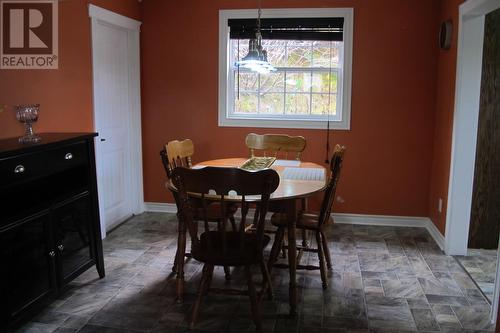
left=58, top=244, right=64, bottom=251
left=64, top=153, right=73, bottom=160
left=14, top=165, right=25, bottom=173
left=49, top=251, right=56, bottom=257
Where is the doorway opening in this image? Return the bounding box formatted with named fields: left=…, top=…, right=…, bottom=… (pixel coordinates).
left=445, top=0, right=500, bottom=323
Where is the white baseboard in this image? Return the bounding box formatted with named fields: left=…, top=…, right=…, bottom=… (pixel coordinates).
left=423, top=218, right=445, bottom=250
left=333, top=213, right=428, bottom=227
left=144, top=202, right=177, bottom=213
left=333, top=213, right=444, bottom=250
left=143, top=202, right=445, bottom=250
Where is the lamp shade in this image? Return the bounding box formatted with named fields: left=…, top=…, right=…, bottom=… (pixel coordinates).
left=236, top=37, right=276, bottom=74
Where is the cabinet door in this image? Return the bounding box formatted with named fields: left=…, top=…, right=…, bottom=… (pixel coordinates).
left=52, top=193, right=95, bottom=285
left=0, top=212, right=56, bottom=319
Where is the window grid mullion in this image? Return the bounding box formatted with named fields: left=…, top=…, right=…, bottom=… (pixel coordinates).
left=284, top=40, right=288, bottom=115
left=309, top=42, right=313, bottom=115
left=257, top=74, right=261, bottom=114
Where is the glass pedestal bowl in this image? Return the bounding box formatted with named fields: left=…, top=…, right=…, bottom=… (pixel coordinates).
left=15, top=104, right=41, bottom=144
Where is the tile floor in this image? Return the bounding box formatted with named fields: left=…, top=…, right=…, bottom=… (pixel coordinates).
left=456, top=249, right=498, bottom=303
left=17, top=212, right=496, bottom=333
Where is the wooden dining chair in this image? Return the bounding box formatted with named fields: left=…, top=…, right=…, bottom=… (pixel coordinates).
left=162, top=139, right=195, bottom=177
left=246, top=133, right=308, bottom=255
left=160, top=139, right=238, bottom=282
left=245, top=133, right=307, bottom=160
left=172, top=166, right=280, bottom=332
left=267, top=144, right=346, bottom=289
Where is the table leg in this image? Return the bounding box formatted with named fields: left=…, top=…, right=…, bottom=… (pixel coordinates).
left=175, top=213, right=186, bottom=303
left=286, top=200, right=298, bottom=316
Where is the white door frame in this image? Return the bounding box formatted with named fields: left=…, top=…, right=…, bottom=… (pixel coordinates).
left=444, top=0, right=500, bottom=323
left=89, top=5, right=144, bottom=237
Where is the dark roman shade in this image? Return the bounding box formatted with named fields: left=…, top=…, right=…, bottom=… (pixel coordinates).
left=228, top=17, right=344, bottom=41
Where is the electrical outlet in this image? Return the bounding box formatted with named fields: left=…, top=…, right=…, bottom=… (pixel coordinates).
left=336, top=196, right=345, bottom=203
left=438, top=198, right=443, bottom=213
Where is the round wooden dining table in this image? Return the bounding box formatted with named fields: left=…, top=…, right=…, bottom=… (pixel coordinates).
left=171, top=157, right=328, bottom=315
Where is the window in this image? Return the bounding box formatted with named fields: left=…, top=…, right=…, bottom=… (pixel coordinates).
left=219, top=8, right=353, bottom=129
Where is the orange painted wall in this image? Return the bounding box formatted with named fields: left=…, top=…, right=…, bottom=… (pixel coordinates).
left=141, top=0, right=441, bottom=216
left=0, top=0, right=463, bottom=226
left=0, top=0, right=141, bottom=139
left=427, top=0, right=463, bottom=234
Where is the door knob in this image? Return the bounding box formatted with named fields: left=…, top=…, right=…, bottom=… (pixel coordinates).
left=14, top=165, right=25, bottom=173
left=100, top=138, right=106, bottom=142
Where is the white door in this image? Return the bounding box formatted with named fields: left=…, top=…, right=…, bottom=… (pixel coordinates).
left=89, top=5, right=144, bottom=237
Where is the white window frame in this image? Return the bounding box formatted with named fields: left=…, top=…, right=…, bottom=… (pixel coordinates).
left=218, top=8, right=353, bottom=130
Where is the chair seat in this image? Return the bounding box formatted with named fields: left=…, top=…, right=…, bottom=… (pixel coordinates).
left=270, top=212, right=333, bottom=230
left=192, top=231, right=270, bottom=266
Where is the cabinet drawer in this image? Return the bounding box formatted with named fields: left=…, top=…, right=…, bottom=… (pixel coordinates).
left=0, top=142, right=88, bottom=187
left=47, top=141, right=88, bottom=171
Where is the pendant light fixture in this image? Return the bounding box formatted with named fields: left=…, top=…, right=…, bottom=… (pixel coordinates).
left=235, top=0, right=276, bottom=74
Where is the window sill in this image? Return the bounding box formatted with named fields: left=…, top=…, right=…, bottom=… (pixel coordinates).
left=218, top=117, right=350, bottom=130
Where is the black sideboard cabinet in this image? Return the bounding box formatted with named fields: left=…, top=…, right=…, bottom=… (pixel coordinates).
left=0, top=133, right=105, bottom=330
